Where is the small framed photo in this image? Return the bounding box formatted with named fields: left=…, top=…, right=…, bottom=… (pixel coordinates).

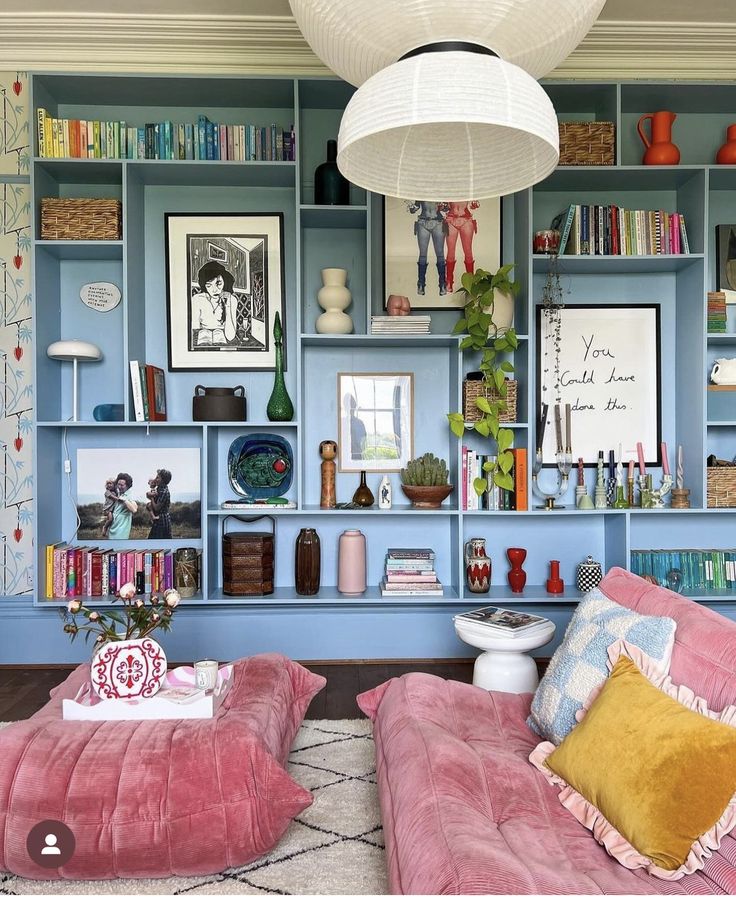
left=165, top=212, right=285, bottom=371
left=383, top=197, right=501, bottom=310
left=337, top=372, right=414, bottom=473
left=716, top=224, right=736, bottom=303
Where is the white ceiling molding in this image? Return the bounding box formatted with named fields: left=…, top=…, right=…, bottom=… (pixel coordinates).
left=0, top=13, right=735, bottom=80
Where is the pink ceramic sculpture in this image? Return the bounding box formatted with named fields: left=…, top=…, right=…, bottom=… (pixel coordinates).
left=387, top=294, right=411, bottom=316
left=337, top=528, right=366, bottom=594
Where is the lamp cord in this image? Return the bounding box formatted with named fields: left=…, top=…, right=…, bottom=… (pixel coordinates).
left=62, top=426, right=81, bottom=544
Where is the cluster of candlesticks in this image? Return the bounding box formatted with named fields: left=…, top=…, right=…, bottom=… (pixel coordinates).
left=575, top=442, right=689, bottom=510
left=532, top=402, right=573, bottom=510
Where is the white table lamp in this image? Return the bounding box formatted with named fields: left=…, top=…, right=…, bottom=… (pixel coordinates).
left=47, top=339, right=103, bottom=422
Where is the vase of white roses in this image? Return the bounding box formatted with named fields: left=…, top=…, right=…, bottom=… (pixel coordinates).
left=63, top=582, right=181, bottom=700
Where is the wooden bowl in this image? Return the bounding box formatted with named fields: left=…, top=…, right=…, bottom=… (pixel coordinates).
left=401, top=484, right=454, bottom=509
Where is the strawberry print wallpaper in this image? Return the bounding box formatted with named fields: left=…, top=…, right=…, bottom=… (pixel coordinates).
left=0, top=71, right=33, bottom=595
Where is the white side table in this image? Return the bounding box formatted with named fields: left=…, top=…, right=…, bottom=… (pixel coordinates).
left=454, top=617, right=555, bottom=693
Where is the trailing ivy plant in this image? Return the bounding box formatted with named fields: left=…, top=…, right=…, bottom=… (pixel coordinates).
left=447, top=265, right=520, bottom=497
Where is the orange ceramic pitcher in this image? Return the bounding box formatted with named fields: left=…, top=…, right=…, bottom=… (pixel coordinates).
left=637, top=110, right=680, bottom=165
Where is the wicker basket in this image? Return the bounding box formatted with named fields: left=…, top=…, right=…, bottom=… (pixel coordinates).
left=463, top=378, right=517, bottom=423
left=558, top=122, right=615, bottom=166
left=40, top=197, right=122, bottom=240
left=707, top=467, right=736, bottom=508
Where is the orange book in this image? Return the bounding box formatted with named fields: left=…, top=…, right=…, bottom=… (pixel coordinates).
left=513, top=448, right=528, bottom=511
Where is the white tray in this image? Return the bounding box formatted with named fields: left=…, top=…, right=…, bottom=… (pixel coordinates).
left=62, top=664, right=233, bottom=721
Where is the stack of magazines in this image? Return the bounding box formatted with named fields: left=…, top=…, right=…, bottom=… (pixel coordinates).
left=453, top=606, right=550, bottom=637
left=379, top=548, right=443, bottom=596
left=371, top=315, right=431, bottom=335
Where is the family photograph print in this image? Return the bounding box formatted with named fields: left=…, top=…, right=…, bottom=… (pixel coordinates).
left=76, top=447, right=201, bottom=540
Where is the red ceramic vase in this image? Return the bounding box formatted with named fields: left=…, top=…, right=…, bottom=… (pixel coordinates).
left=716, top=124, right=736, bottom=165
left=637, top=111, right=680, bottom=166
left=546, top=560, right=565, bottom=594
left=506, top=547, right=527, bottom=593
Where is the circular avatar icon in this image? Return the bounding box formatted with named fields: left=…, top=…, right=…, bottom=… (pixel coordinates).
left=26, top=819, right=75, bottom=868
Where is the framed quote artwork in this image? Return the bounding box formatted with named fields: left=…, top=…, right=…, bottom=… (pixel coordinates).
left=165, top=212, right=285, bottom=371
left=337, top=372, right=414, bottom=473
left=536, top=304, right=662, bottom=465
left=383, top=196, right=501, bottom=310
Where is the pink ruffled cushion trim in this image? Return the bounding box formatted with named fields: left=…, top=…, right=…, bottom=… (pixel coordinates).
left=529, top=638, right=736, bottom=881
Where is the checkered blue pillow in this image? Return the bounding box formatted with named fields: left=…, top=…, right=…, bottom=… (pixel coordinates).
left=527, top=588, right=676, bottom=745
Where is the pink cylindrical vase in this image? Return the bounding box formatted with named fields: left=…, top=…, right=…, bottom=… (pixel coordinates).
left=338, top=529, right=366, bottom=595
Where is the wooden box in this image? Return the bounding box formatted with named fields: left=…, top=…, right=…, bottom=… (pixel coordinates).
left=40, top=197, right=122, bottom=240
left=558, top=122, right=615, bottom=166
left=222, top=515, right=275, bottom=596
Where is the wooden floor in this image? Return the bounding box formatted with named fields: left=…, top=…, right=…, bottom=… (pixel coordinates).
left=0, top=661, right=476, bottom=721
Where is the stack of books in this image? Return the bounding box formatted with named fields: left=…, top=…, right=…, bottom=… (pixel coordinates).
left=454, top=605, right=550, bottom=637
left=379, top=548, right=444, bottom=596
left=129, top=361, right=167, bottom=422
left=371, top=315, right=431, bottom=335
left=462, top=447, right=527, bottom=511
left=708, top=291, right=728, bottom=333
left=553, top=203, right=690, bottom=256
left=630, top=548, right=736, bottom=592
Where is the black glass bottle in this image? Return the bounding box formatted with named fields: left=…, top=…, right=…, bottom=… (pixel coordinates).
left=314, top=139, right=350, bottom=205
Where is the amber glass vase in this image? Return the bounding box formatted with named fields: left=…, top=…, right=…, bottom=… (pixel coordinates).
left=295, top=528, right=321, bottom=596
left=352, top=471, right=374, bottom=507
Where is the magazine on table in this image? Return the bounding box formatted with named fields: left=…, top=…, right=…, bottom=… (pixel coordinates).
left=454, top=606, right=548, bottom=633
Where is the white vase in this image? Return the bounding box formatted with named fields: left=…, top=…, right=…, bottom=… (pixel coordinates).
left=316, top=268, right=353, bottom=334
left=485, top=289, right=515, bottom=336
left=91, top=636, right=167, bottom=700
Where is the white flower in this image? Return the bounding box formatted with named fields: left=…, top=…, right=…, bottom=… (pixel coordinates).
left=135, top=598, right=145, bottom=608
left=88, top=611, right=100, bottom=622
left=151, top=612, right=160, bottom=623
left=67, top=599, right=81, bottom=614
left=164, top=589, right=181, bottom=609
left=119, top=582, right=137, bottom=600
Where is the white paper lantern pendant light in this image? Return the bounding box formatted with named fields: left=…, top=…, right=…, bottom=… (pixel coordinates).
left=290, top=1, right=607, bottom=199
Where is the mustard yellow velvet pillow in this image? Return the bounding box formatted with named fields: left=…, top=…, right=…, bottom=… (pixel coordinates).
left=529, top=640, right=736, bottom=880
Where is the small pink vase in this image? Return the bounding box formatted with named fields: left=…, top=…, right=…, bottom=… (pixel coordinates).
left=338, top=529, right=366, bottom=595
left=506, top=547, right=527, bottom=593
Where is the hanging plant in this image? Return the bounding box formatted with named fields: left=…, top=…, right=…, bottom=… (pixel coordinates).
left=540, top=254, right=566, bottom=408
left=447, top=265, right=519, bottom=496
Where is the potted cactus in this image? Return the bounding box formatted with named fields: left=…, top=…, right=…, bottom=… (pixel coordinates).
left=400, top=452, right=454, bottom=509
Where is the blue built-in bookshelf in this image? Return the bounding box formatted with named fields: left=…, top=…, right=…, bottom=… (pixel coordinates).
left=5, top=74, right=736, bottom=664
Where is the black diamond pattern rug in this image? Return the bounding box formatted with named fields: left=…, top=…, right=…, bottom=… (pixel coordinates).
left=0, top=719, right=388, bottom=896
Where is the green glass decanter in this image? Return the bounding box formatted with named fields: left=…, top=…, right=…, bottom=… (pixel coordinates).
left=267, top=312, right=294, bottom=422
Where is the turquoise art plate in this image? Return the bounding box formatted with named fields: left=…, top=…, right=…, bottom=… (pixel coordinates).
left=227, top=433, right=293, bottom=500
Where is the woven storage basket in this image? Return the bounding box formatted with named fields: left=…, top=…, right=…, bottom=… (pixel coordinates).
left=463, top=378, right=517, bottom=423
left=558, top=122, right=615, bottom=166
left=40, top=197, right=122, bottom=240
left=707, top=467, right=736, bottom=508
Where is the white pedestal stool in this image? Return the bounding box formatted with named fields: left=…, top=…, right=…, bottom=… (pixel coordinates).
left=454, top=617, right=556, bottom=693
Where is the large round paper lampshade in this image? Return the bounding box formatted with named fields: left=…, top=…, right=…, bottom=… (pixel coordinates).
left=337, top=52, right=560, bottom=200
left=289, top=0, right=607, bottom=85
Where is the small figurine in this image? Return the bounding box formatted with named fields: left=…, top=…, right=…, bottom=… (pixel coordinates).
left=386, top=294, right=411, bottom=316
left=378, top=474, right=392, bottom=509
left=319, top=440, right=337, bottom=509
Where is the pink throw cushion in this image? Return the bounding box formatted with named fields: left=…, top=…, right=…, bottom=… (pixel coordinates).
left=600, top=567, right=736, bottom=711
left=0, top=653, right=325, bottom=880
left=530, top=640, right=736, bottom=881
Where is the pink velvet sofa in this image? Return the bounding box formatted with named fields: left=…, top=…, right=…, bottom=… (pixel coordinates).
left=357, top=568, right=736, bottom=894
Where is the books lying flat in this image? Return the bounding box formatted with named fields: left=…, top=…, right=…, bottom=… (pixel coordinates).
left=454, top=606, right=549, bottom=633
left=371, top=316, right=431, bottom=334
left=380, top=580, right=444, bottom=596
left=387, top=548, right=435, bottom=559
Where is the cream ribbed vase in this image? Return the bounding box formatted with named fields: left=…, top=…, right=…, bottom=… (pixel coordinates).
left=316, top=268, right=353, bottom=334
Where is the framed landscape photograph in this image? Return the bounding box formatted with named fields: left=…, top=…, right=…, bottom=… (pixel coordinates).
left=337, top=372, right=414, bottom=473
left=76, top=447, right=201, bottom=540
left=536, top=304, right=661, bottom=466
left=383, top=196, right=501, bottom=311
left=165, top=212, right=285, bottom=371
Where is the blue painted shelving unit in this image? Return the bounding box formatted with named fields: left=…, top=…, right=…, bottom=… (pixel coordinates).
left=7, top=73, right=736, bottom=664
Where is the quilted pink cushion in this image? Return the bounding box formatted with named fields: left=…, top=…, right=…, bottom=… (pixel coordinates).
left=600, top=567, right=736, bottom=711
left=0, top=653, right=325, bottom=880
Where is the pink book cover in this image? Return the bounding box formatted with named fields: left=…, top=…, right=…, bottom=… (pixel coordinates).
left=385, top=574, right=439, bottom=582
left=462, top=445, right=468, bottom=511
left=164, top=552, right=174, bottom=591
left=672, top=213, right=681, bottom=254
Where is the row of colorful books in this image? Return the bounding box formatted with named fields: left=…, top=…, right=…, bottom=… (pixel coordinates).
left=129, top=361, right=167, bottom=422
left=630, top=549, right=736, bottom=591
left=36, top=109, right=296, bottom=162
left=462, top=447, right=527, bottom=511
left=379, top=548, right=443, bottom=596
left=552, top=203, right=690, bottom=256
left=707, top=291, right=728, bottom=333
left=45, top=544, right=190, bottom=599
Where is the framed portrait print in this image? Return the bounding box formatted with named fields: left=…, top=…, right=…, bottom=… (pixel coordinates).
left=383, top=196, right=501, bottom=311
left=536, top=304, right=661, bottom=466
left=337, top=372, right=414, bottom=473
left=165, top=212, right=285, bottom=371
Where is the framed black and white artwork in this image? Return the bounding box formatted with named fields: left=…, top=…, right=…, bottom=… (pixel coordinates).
left=165, top=212, right=285, bottom=371
left=536, top=304, right=661, bottom=465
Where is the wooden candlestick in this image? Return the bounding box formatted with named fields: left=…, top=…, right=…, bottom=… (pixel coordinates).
left=319, top=440, right=337, bottom=508
left=670, top=487, right=691, bottom=509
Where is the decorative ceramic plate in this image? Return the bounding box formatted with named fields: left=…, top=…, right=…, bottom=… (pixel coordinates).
left=227, top=433, right=293, bottom=499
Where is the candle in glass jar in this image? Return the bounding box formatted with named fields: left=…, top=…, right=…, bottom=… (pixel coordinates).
left=660, top=442, right=670, bottom=476
left=636, top=442, right=647, bottom=476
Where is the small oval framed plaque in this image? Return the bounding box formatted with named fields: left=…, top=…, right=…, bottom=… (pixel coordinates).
left=80, top=281, right=121, bottom=313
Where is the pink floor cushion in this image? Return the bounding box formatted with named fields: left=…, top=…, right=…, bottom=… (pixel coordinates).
left=0, top=653, right=325, bottom=880
left=358, top=672, right=736, bottom=895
